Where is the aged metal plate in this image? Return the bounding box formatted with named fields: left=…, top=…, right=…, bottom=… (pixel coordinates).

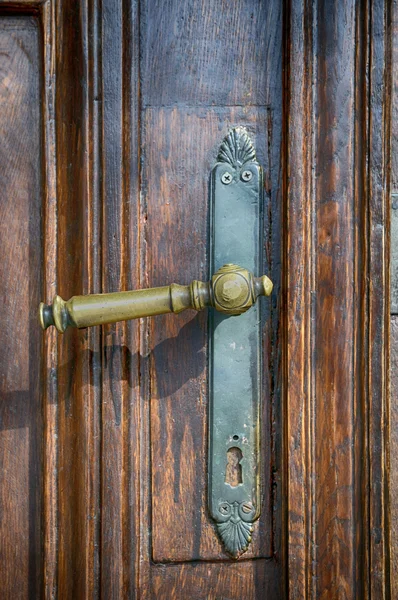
left=392, top=193, right=398, bottom=314
left=208, top=128, right=264, bottom=558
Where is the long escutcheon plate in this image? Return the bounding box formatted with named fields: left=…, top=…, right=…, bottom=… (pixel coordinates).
left=209, top=128, right=265, bottom=558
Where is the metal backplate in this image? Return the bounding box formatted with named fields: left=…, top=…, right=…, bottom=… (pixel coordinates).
left=208, top=128, right=263, bottom=558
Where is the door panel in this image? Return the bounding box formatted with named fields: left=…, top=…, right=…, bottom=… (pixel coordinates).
left=144, top=108, right=274, bottom=562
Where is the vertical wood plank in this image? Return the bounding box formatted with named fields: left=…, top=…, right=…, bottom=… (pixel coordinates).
left=286, top=1, right=392, bottom=597
left=100, top=1, right=125, bottom=595
left=55, top=1, right=101, bottom=597
left=285, top=1, right=313, bottom=596
left=314, top=2, right=357, bottom=596
left=353, top=1, right=370, bottom=595
left=390, top=3, right=398, bottom=597
left=368, top=0, right=392, bottom=596
left=122, top=0, right=141, bottom=593
left=0, top=16, right=43, bottom=599
left=100, top=0, right=140, bottom=595
left=41, top=2, right=59, bottom=597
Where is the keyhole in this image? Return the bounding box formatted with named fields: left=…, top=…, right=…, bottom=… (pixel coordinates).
left=225, top=447, right=243, bottom=487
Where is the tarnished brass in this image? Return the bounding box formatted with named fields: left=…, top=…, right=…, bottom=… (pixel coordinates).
left=39, top=264, right=272, bottom=333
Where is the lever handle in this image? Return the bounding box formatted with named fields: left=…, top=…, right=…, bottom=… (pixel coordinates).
left=39, top=264, right=273, bottom=333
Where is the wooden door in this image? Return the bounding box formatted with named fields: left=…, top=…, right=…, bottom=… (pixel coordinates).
left=0, top=1, right=392, bottom=598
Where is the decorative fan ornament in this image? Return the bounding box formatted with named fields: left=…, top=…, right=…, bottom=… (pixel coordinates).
left=215, top=501, right=256, bottom=558
left=216, top=519, right=253, bottom=559
left=217, top=127, right=256, bottom=168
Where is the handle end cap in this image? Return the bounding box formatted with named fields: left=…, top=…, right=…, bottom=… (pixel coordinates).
left=39, top=302, right=54, bottom=330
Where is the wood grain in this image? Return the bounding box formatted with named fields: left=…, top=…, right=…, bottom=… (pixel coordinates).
left=367, top=1, right=392, bottom=596
left=0, top=1, right=392, bottom=598
left=55, top=1, right=101, bottom=597
left=0, top=16, right=42, bottom=599
left=390, top=4, right=398, bottom=599
left=314, top=2, right=356, bottom=595
left=141, top=0, right=281, bottom=107
left=392, top=0, right=398, bottom=191
left=392, top=318, right=398, bottom=599
left=144, top=108, right=273, bottom=562
left=285, top=1, right=392, bottom=598
left=138, top=0, right=283, bottom=593
left=285, top=2, right=313, bottom=596
left=100, top=0, right=139, bottom=595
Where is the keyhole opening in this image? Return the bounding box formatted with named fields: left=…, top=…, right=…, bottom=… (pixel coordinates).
left=225, top=447, right=243, bottom=487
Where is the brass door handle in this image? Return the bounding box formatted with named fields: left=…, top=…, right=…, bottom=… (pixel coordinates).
left=39, top=263, right=272, bottom=333
left=39, top=128, right=272, bottom=560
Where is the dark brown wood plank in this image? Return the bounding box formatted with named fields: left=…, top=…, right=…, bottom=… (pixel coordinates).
left=353, top=1, right=370, bottom=594
left=285, top=1, right=313, bottom=596
left=141, top=0, right=281, bottom=107
left=313, top=2, right=357, bottom=595
left=100, top=0, right=140, bottom=595
left=55, top=1, right=101, bottom=597
left=0, top=16, right=42, bottom=599
left=146, top=559, right=280, bottom=600
left=41, top=3, right=59, bottom=596
left=391, top=318, right=398, bottom=596
left=100, top=1, right=126, bottom=595
left=392, top=0, right=398, bottom=191
left=367, top=0, right=392, bottom=596
left=391, top=4, right=398, bottom=598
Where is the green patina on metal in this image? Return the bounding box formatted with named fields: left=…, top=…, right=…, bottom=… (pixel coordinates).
left=208, top=127, right=266, bottom=558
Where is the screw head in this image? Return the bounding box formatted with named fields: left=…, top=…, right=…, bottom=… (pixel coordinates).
left=241, top=502, right=254, bottom=514
left=219, top=503, right=230, bottom=515
left=241, top=170, right=253, bottom=182
left=221, top=171, right=233, bottom=185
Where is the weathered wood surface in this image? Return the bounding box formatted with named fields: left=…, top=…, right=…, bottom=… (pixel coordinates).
left=145, top=108, right=274, bottom=562
left=0, top=0, right=392, bottom=598
left=391, top=2, right=398, bottom=597
left=286, top=1, right=392, bottom=598
left=140, top=0, right=283, bottom=591
left=0, top=15, right=42, bottom=599
left=392, top=1, right=398, bottom=313
left=314, top=2, right=357, bottom=594
left=393, top=0, right=398, bottom=192
left=391, top=330, right=398, bottom=591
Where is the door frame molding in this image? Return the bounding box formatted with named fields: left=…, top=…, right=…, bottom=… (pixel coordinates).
left=284, top=0, right=392, bottom=597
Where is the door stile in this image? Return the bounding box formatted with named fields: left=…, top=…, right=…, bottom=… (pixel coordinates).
left=285, top=0, right=392, bottom=598
left=284, top=0, right=314, bottom=597
left=53, top=1, right=101, bottom=597
left=367, top=0, right=392, bottom=596
left=40, top=1, right=59, bottom=597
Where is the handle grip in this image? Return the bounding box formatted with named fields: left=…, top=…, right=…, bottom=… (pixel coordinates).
left=39, top=264, right=273, bottom=333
